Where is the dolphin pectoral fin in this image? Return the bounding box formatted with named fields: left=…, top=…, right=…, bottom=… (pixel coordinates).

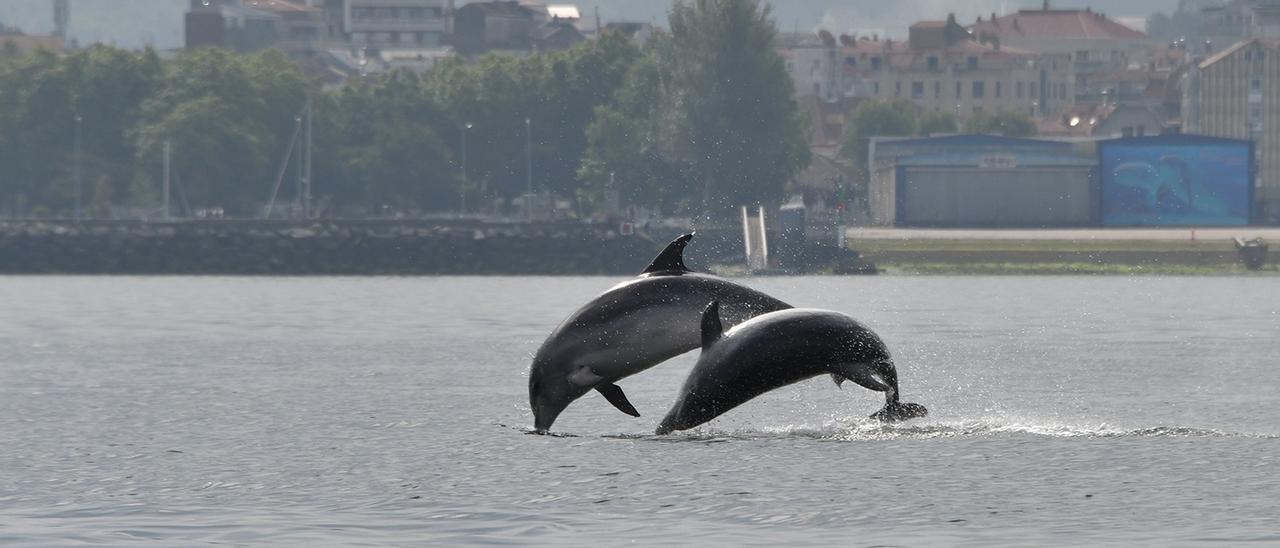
left=831, top=373, right=846, bottom=388
left=830, top=363, right=890, bottom=393
left=568, top=367, right=604, bottom=388
left=596, top=383, right=641, bottom=417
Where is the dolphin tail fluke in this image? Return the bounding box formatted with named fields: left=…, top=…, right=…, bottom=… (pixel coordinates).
left=596, top=383, right=641, bottom=417
left=870, top=401, right=928, bottom=422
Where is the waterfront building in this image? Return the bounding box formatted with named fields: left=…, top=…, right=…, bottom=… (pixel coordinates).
left=342, top=0, right=449, bottom=48
left=968, top=4, right=1156, bottom=104
left=1183, top=38, right=1280, bottom=220
left=452, top=1, right=584, bottom=56
left=852, top=16, right=1074, bottom=120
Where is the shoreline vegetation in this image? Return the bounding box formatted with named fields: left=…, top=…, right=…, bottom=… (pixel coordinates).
left=852, top=237, right=1278, bottom=275
left=1, top=220, right=1275, bottom=276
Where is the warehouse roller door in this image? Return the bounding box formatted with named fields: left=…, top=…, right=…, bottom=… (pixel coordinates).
left=899, top=167, right=1095, bottom=226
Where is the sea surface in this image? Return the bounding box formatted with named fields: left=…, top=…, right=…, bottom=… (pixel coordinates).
left=1, top=276, right=1278, bottom=546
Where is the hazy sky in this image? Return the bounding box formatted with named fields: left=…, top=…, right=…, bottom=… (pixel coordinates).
left=0, top=0, right=1181, bottom=50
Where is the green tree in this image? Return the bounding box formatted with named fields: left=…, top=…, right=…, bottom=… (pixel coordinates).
left=427, top=32, right=640, bottom=210
left=916, top=110, right=958, bottom=136
left=666, top=0, right=809, bottom=214
left=0, top=48, right=77, bottom=214
left=134, top=48, right=312, bottom=215
left=70, top=46, right=163, bottom=209
left=579, top=44, right=691, bottom=212
left=841, top=99, right=917, bottom=172
left=317, top=70, right=458, bottom=214
left=964, top=110, right=1038, bottom=137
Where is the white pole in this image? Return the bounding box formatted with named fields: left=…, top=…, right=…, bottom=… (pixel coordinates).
left=758, top=205, right=769, bottom=268
left=525, top=117, right=532, bottom=222
left=304, top=96, right=313, bottom=218
left=74, top=114, right=82, bottom=221
left=162, top=139, right=171, bottom=221
left=741, top=205, right=752, bottom=267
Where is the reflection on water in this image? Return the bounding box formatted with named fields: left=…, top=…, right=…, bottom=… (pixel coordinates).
left=1, top=276, right=1278, bottom=545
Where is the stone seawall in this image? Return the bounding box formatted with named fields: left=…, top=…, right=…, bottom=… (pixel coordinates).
left=0, top=221, right=756, bottom=275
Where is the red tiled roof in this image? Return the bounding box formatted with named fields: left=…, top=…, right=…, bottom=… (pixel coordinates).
left=970, top=9, right=1148, bottom=40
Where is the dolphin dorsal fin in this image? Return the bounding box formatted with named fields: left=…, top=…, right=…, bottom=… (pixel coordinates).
left=641, top=232, right=694, bottom=275
left=700, top=300, right=724, bottom=349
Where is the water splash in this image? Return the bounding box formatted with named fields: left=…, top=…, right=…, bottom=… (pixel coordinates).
left=630, top=418, right=1280, bottom=442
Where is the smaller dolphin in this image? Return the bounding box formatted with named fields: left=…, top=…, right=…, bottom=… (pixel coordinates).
left=656, top=301, right=927, bottom=435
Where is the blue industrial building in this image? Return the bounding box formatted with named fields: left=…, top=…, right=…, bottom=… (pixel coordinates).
left=866, top=134, right=1257, bottom=227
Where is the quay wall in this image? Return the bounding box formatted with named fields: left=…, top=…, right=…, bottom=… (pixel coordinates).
left=0, top=221, right=748, bottom=275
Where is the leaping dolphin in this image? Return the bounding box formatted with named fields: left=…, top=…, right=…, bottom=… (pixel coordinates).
left=655, top=301, right=927, bottom=435
left=528, top=233, right=792, bottom=433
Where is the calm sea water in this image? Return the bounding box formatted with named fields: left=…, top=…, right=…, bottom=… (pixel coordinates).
left=1, top=275, right=1278, bottom=546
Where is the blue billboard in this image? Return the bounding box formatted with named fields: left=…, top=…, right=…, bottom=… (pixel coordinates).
left=1100, top=138, right=1253, bottom=226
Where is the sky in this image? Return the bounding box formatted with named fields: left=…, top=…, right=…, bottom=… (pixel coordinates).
left=0, top=0, right=1182, bottom=51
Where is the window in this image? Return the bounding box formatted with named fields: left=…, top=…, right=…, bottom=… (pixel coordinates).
left=895, top=81, right=902, bottom=97
left=1252, top=79, right=1263, bottom=91
left=955, top=81, right=962, bottom=98
left=845, top=57, right=856, bottom=67
left=972, top=81, right=985, bottom=98
left=1017, top=81, right=1024, bottom=98
left=912, top=81, right=924, bottom=99
left=934, top=81, right=941, bottom=99
left=928, top=56, right=939, bottom=70
left=967, top=56, right=978, bottom=69
left=995, top=81, right=1002, bottom=98
left=871, top=57, right=882, bottom=70
left=1059, top=83, right=1067, bottom=100
left=1030, top=82, right=1038, bottom=98
left=873, top=81, right=880, bottom=95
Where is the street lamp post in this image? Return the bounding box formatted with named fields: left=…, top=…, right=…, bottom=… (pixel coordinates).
left=460, top=122, right=471, bottom=215
left=73, top=114, right=82, bottom=221
left=524, top=117, right=532, bottom=222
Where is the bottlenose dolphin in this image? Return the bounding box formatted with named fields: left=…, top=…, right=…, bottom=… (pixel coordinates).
left=655, top=301, right=927, bottom=435
left=529, top=233, right=792, bottom=433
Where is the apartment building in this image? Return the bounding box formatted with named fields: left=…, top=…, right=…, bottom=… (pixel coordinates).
left=343, top=0, right=450, bottom=48
left=1183, top=38, right=1280, bottom=219
left=847, top=16, right=1074, bottom=120
left=969, top=5, right=1156, bottom=103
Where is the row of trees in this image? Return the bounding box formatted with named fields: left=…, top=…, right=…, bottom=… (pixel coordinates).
left=841, top=98, right=1037, bottom=173
left=1, top=0, right=1040, bottom=221
left=0, top=0, right=810, bottom=220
